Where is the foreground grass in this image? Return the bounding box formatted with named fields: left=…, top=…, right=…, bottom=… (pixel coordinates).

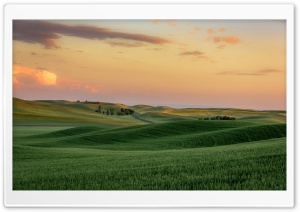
left=13, top=137, right=286, bottom=190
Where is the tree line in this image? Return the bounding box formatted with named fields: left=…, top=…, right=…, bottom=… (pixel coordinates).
left=201, top=115, right=236, bottom=120
left=95, top=105, right=134, bottom=116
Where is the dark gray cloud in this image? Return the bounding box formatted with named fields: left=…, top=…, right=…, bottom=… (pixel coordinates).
left=13, top=20, right=171, bottom=49
left=217, top=69, right=282, bottom=76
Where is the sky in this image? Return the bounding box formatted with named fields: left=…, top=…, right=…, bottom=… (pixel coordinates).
left=13, top=20, right=286, bottom=110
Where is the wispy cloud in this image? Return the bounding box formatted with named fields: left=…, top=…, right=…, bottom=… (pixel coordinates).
left=217, top=69, right=282, bottom=76
left=151, top=20, right=177, bottom=27
left=207, top=28, right=214, bottom=35
left=194, top=26, right=201, bottom=31
left=217, top=44, right=227, bottom=49
left=180, top=51, right=204, bottom=56
left=179, top=51, right=207, bottom=59
left=105, top=40, right=146, bottom=47
left=57, top=78, right=99, bottom=93
left=207, top=27, right=226, bottom=34
left=13, top=20, right=171, bottom=49
left=147, top=47, right=162, bottom=51
left=213, top=36, right=240, bottom=44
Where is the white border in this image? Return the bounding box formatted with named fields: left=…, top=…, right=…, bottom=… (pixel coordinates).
left=3, top=4, right=294, bottom=207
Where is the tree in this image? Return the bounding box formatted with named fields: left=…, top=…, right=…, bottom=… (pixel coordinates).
left=110, top=109, right=114, bottom=115
left=117, top=111, right=125, bottom=116
left=106, top=110, right=110, bottom=115
left=128, top=109, right=134, bottom=115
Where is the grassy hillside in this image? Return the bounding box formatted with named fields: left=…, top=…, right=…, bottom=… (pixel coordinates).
left=18, top=120, right=285, bottom=151
left=13, top=98, right=144, bottom=127
left=13, top=136, right=286, bottom=190
left=13, top=98, right=287, bottom=190
left=13, top=98, right=286, bottom=126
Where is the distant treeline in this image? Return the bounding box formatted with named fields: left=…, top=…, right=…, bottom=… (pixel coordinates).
left=77, top=100, right=100, bottom=104
left=94, top=105, right=134, bottom=116
left=201, top=116, right=236, bottom=120
left=117, top=108, right=135, bottom=116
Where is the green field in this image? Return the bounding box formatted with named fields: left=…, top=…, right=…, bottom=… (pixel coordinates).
left=13, top=98, right=286, bottom=190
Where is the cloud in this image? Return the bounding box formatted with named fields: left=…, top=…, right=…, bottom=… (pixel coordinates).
left=151, top=20, right=177, bottom=27
left=13, top=20, right=171, bottom=49
left=213, top=36, right=240, bottom=44
left=217, top=69, right=282, bottom=76
left=56, top=78, right=98, bottom=93
left=180, top=51, right=204, bottom=56
left=106, top=40, right=146, bottom=47
left=36, top=67, right=47, bottom=70
left=13, top=65, right=99, bottom=93
left=207, top=28, right=214, bottom=35
left=194, top=26, right=201, bottom=31
left=217, top=44, right=227, bottom=49
left=257, top=69, right=282, bottom=74
left=219, top=28, right=225, bottom=32
left=13, top=65, right=57, bottom=86
left=147, top=48, right=162, bottom=51
left=179, top=51, right=208, bottom=60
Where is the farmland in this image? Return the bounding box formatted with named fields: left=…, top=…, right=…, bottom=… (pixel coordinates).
left=13, top=98, right=286, bottom=190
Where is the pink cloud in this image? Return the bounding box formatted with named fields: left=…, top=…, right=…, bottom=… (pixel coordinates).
left=13, top=65, right=57, bottom=87
left=213, top=36, right=240, bottom=44
left=13, top=65, right=99, bottom=94
left=207, top=28, right=214, bottom=35
left=217, top=44, right=227, bottom=49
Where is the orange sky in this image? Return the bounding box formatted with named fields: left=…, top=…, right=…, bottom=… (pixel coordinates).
left=13, top=20, right=286, bottom=110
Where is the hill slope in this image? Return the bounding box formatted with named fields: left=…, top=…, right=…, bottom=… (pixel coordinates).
left=16, top=120, right=286, bottom=151
left=13, top=98, right=286, bottom=126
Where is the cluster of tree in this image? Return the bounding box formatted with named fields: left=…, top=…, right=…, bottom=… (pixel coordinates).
left=95, top=106, right=115, bottom=115
left=202, top=115, right=236, bottom=120
left=95, top=106, right=135, bottom=116
left=116, top=108, right=135, bottom=116
left=83, top=100, right=100, bottom=104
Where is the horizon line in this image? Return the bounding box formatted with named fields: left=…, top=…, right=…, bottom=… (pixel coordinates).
left=13, top=97, right=286, bottom=112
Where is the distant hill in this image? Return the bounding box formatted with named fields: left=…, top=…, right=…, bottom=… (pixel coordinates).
left=13, top=98, right=286, bottom=126
left=13, top=98, right=144, bottom=127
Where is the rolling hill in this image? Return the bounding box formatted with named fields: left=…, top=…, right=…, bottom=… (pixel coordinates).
left=13, top=98, right=287, bottom=190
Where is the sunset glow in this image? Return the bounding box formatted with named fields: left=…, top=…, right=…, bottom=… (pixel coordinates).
left=13, top=20, right=286, bottom=110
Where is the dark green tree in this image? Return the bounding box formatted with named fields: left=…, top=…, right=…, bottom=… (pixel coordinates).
left=110, top=109, right=114, bottom=115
